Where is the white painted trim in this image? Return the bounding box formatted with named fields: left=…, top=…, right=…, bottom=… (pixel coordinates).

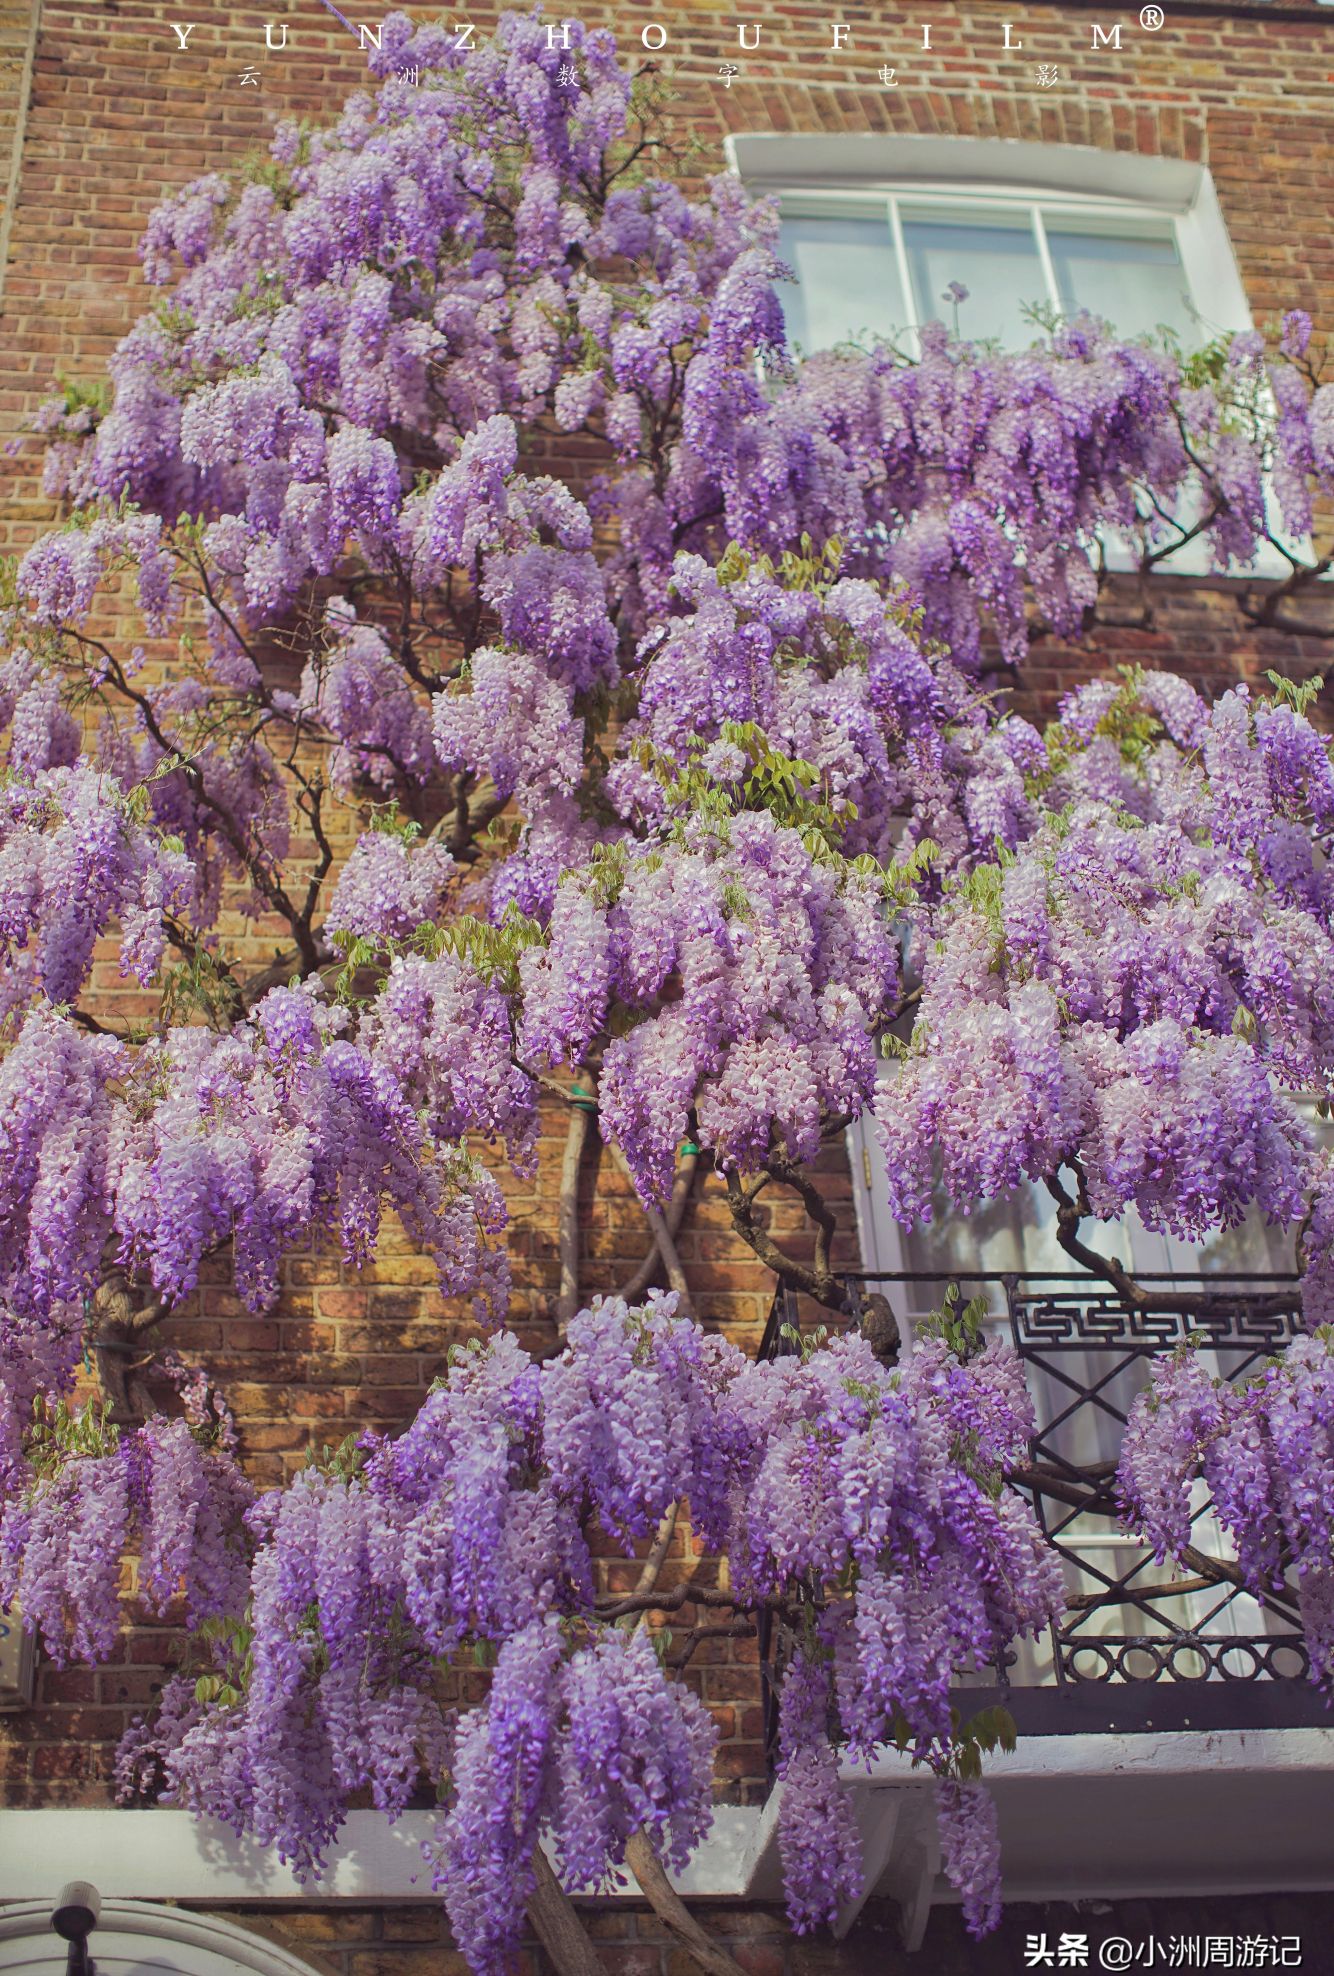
left=1, top=1732, right=1330, bottom=1914
left=724, top=134, right=1206, bottom=210
left=1174, top=168, right=1252, bottom=338
left=841, top=1725, right=1334, bottom=1786
left=0, top=1805, right=764, bottom=1906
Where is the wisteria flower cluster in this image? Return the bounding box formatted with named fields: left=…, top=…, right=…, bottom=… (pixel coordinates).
left=0, top=979, right=514, bottom=1324
left=0, top=1404, right=252, bottom=1666
left=1119, top=1330, right=1334, bottom=1687
left=6, top=1295, right=1057, bottom=1961
left=878, top=670, right=1334, bottom=1249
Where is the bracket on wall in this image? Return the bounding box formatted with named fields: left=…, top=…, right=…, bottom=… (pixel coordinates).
left=0, top=1605, right=35, bottom=1710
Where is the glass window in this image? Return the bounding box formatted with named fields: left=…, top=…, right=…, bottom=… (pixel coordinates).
left=775, top=189, right=1207, bottom=355
left=901, top=211, right=1047, bottom=349
left=776, top=208, right=906, bottom=355
left=1047, top=223, right=1196, bottom=344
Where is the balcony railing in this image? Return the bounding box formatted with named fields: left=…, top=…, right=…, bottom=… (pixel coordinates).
left=759, top=1270, right=1330, bottom=1750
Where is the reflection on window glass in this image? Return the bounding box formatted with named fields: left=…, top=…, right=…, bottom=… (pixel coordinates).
left=776, top=212, right=907, bottom=354
left=776, top=192, right=1210, bottom=358
left=901, top=215, right=1047, bottom=349
left=1047, top=226, right=1197, bottom=344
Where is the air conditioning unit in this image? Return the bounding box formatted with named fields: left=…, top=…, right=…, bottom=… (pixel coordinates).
left=0, top=1606, right=35, bottom=1709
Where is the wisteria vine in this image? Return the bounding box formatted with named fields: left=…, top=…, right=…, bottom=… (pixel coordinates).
left=3, top=4, right=1334, bottom=1963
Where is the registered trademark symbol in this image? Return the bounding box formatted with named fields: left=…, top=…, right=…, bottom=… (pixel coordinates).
left=1139, top=4, right=1165, bottom=27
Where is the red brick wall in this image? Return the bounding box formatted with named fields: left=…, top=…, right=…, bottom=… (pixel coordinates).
left=0, top=0, right=1332, bottom=1918
left=211, top=1890, right=1334, bottom=1976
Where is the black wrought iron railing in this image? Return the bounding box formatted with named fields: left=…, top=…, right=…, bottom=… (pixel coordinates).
left=759, top=1270, right=1329, bottom=1752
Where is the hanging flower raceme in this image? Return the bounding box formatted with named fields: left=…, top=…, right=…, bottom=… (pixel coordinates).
left=325, top=828, right=457, bottom=946
left=92, top=1297, right=1056, bottom=1957
left=878, top=673, right=1334, bottom=1271
left=430, top=1619, right=716, bottom=1974
left=518, top=809, right=900, bottom=1206
left=1120, top=1331, right=1334, bottom=1691
left=0, top=758, right=195, bottom=1013
left=298, top=602, right=436, bottom=794
left=0, top=1408, right=252, bottom=1667
left=0, top=1009, right=122, bottom=1320
left=17, top=511, right=177, bottom=635
left=730, top=1330, right=1062, bottom=1754
left=772, top=1651, right=864, bottom=1935
left=0, top=1298, right=82, bottom=1496
left=105, top=979, right=513, bottom=1323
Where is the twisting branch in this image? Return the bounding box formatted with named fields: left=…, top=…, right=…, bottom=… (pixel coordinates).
left=723, top=1167, right=852, bottom=1318
left=526, top=1845, right=605, bottom=1976
left=555, top=1095, right=594, bottom=1335
left=633, top=1504, right=679, bottom=1599
left=1042, top=1170, right=1149, bottom=1308
left=595, top=1579, right=796, bottom=1622
left=606, top=1141, right=693, bottom=1318
left=1009, top=1463, right=1302, bottom=1619
left=664, top=1619, right=752, bottom=1674
left=1042, top=1170, right=1297, bottom=1318
left=623, top=1832, right=750, bottom=1976
left=1237, top=549, right=1334, bottom=636
left=617, top=1149, right=699, bottom=1303
left=68, top=1007, right=122, bottom=1039
left=91, top=1267, right=166, bottom=1427
left=292, top=768, right=337, bottom=930
left=767, top=1152, right=839, bottom=1290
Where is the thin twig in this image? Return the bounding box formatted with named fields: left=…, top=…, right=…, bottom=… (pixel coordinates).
left=665, top=1620, right=753, bottom=1673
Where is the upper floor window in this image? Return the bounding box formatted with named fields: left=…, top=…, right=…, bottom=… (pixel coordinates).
left=728, top=135, right=1285, bottom=574
left=778, top=193, right=1200, bottom=356
left=727, top=134, right=1253, bottom=359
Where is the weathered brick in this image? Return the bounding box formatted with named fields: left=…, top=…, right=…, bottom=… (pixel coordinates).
left=379, top=1912, right=447, bottom=1944
left=269, top=1912, right=381, bottom=1944
left=348, top=1952, right=472, bottom=1976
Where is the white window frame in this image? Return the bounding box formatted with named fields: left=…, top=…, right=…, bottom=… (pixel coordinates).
left=725, top=133, right=1296, bottom=580
left=725, top=134, right=1251, bottom=338
left=774, top=186, right=1206, bottom=361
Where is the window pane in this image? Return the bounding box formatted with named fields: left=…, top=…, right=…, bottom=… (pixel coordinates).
left=1046, top=225, right=1197, bottom=345
left=776, top=211, right=907, bottom=355
left=900, top=213, right=1048, bottom=348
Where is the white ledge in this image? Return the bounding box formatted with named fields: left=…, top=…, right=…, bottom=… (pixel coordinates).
left=1, top=1730, right=1331, bottom=1934
left=0, top=1805, right=763, bottom=1906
